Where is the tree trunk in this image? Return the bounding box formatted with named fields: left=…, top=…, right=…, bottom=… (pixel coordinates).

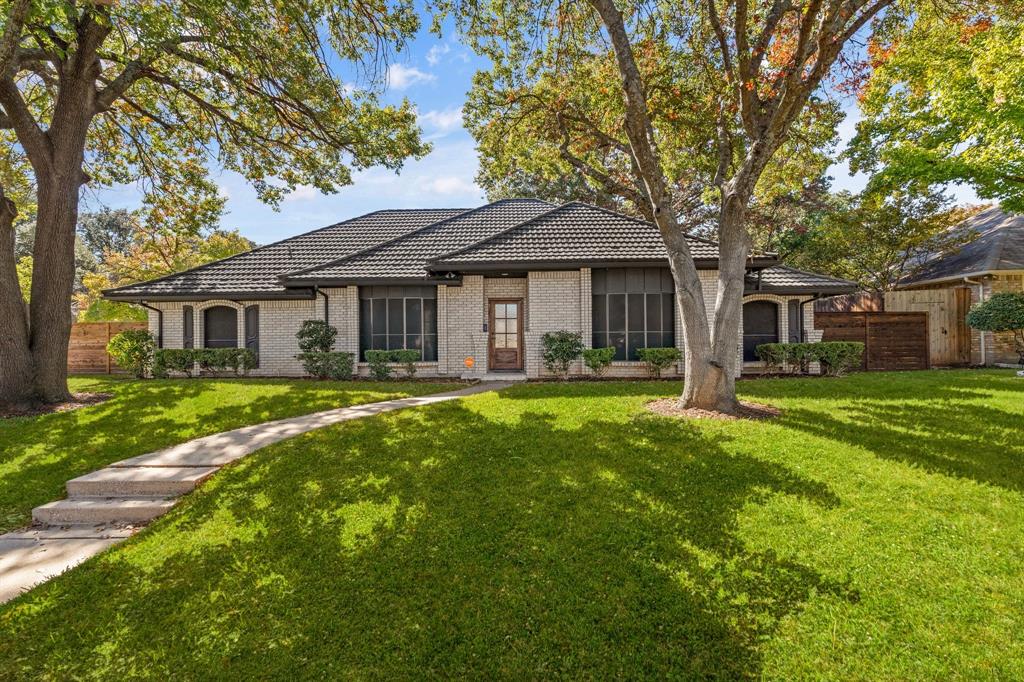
left=0, top=187, right=34, bottom=405
left=26, top=168, right=82, bottom=403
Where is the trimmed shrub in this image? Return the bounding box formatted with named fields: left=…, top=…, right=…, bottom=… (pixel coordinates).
left=967, top=292, right=1024, bottom=364
left=541, top=330, right=584, bottom=378
left=756, top=341, right=864, bottom=377
left=106, top=329, right=155, bottom=378
left=196, top=348, right=256, bottom=376
left=582, top=346, right=616, bottom=376
left=815, top=341, right=864, bottom=377
left=296, top=319, right=337, bottom=353
left=153, top=349, right=196, bottom=378
left=299, top=351, right=354, bottom=380
left=390, top=349, right=421, bottom=378
left=636, top=347, right=682, bottom=378
left=365, top=350, right=393, bottom=380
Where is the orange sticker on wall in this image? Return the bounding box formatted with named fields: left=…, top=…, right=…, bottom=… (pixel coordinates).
left=464, top=356, right=475, bottom=368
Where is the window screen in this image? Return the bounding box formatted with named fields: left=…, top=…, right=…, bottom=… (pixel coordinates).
left=592, top=268, right=675, bottom=360
left=358, top=286, right=438, bottom=361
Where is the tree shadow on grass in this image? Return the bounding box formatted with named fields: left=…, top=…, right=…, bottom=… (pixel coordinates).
left=0, top=378, right=454, bottom=532
left=0, top=398, right=855, bottom=679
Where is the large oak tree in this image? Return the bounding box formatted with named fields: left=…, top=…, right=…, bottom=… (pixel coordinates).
left=0, top=0, right=428, bottom=405
left=448, top=0, right=904, bottom=411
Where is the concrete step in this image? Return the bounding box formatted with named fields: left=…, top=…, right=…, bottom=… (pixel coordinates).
left=67, top=466, right=218, bottom=498
left=33, top=498, right=176, bottom=526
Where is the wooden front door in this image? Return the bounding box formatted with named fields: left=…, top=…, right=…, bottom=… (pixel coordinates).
left=489, top=299, right=523, bottom=370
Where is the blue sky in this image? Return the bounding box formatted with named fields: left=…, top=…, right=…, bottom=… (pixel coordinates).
left=91, top=20, right=979, bottom=246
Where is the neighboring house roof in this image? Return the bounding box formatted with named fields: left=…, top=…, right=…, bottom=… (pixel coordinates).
left=428, top=202, right=775, bottom=269
left=105, top=199, right=853, bottom=301
left=282, top=199, right=555, bottom=284
left=746, top=266, right=858, bottom=295
left=104, top=209, right=466, bottom=300
left=901, top=207, right=1024, bottom=286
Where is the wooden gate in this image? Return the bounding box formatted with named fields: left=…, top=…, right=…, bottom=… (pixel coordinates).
left=68, top=322, right=148, bottom=374
left=816, top=312, right=930, bottom=371
left=884, top=288, right=971, bottom=366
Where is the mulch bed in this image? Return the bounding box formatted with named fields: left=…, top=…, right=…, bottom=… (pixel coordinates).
left=646, top=398, right=781, bottom=421
left=0, top=392, right=112, bottom=419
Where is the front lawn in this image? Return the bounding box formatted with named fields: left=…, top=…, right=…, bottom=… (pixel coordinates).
left=0, top=376, right=459, bottom=533
left=2, top=370, right=1022, bottom=678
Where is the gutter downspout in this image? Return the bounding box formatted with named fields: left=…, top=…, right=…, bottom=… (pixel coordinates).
left=964, top=277, right=986, bottom=365
left=800, top=294, right=824, bottom=342
left=138, top=301, right=163, bottom=348
left=316, top=287, right=330, bottom=326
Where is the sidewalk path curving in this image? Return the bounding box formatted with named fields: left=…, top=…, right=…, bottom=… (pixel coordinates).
left=0, top=381, right=511, bottom=604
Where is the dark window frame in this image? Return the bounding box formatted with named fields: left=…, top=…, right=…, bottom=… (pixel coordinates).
left=244, top=304, right=260, bottom=368
left=592, top=268, right=675, bottom=361
left=358, top=286, right=438, bottom=361
left=203, top=305, right=238, bottom=349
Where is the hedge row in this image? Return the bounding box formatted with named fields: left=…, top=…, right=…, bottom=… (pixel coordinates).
left=364, top=349, right=422, bottom=380
left=755, top=341, right=864, bottom=376
left=152, top=348, right=257, bottom=378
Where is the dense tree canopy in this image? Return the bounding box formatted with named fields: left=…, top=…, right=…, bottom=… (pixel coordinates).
left=0, top=0, right=429, bottom=404
left=848, top=6, right=1024, bottom=210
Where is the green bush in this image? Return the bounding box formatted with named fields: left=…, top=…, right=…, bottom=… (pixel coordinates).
left=364, top=350, right=393, bottom=380
left=967, top=292, right=1024, bottom=364
left=196, top=348, right=256, bottom=376
left=636, top=347, right=682, bottom=378
left=390, top=349, right=421, bottom=378
left=541, top=330, right=583, bottom=378
left=106, top=329, right=155, bottom=378
left=296, top=319, right=337, bottom=353
left=814, top=341, right=864, bottom=377
left=582, top=347, right=616, bottom=376
left=298, top=351, right=354, bottom=380
left=153, top=349, right=196, bottom=378
left=756, top=341, right=864, bottom=377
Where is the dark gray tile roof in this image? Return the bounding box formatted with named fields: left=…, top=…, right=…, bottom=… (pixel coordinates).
left=429, top=202, right=729, bottom=268
left=902, top=207, right=1024, bottom=285
left=104, top=208, right=467, bottom=299
left=747, top=266, right=857, bottom=294
left=282, top=199, right=554, bottom=283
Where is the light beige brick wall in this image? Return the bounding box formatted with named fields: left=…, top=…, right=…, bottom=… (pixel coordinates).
left=525, top=270, right=581, bottom=378
left=443, top=275, right=487, bottom=378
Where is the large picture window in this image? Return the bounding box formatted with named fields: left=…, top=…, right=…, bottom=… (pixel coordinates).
left=592, top=268, right=675, bottom=360
left=359, top=286, right=438, bottom=361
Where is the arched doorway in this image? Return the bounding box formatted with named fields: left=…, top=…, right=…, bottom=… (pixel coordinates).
left=743, top=300, right=779, bottom=361
left=204, top=306, right=238, bottom=348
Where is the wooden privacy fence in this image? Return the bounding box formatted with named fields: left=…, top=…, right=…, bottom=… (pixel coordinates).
left=884, top=288, right=972, bottom=366
left=816, top=312, right=930, bottom=371
left=68, top=322, right=148, bottom=374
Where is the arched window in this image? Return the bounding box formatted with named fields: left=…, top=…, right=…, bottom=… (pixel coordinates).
left=204, top=306, right=238, bottom=348
left=742, top=300, right=779, bottom=362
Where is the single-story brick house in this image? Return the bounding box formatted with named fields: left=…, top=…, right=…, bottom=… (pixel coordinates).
left=898, top=207, right=1024, bottom=366
left=104, top=199, right=855, bottom=378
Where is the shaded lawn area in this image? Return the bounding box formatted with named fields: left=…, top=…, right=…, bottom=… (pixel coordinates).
left=2, top=370, right=1023, bottom=679
left=0, top=376, right=459, bottom=533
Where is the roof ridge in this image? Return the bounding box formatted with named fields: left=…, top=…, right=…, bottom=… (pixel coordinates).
left=426, top=202, right=577, bottom=266
left=280, top=199, right=553, bottom=280
left=103, top=208, right=465, bottom=296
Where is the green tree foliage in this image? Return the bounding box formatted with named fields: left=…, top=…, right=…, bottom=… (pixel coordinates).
left=848, top=9, right=1024, bottom=210
left=0, top=0, right=429, bottom=404
left=785, top=188, right=977, bottom=293
left=106, top=329, right=156, bottom=379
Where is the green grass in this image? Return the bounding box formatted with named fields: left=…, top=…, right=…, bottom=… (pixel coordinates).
left=0, top=376, right=459, bottom=533
left=2, top=370, right=1022, bottom=679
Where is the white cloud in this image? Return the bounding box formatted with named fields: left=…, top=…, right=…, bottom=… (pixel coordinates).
left=420, top=175, right=477, bottom=196
left=386, top=63, right=436, bottom=90
left=283, top=185, right=319, bottom=202
left=418, top=106, right=464, bottom=134
left=426, top=43, right=450, bottom=66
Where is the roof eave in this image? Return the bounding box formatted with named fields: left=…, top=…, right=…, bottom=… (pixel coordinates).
left=103, top=288, right=316, bottom=302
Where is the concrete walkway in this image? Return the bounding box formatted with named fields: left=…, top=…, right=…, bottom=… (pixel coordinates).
left=0, top=382, right=509, bottom=604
